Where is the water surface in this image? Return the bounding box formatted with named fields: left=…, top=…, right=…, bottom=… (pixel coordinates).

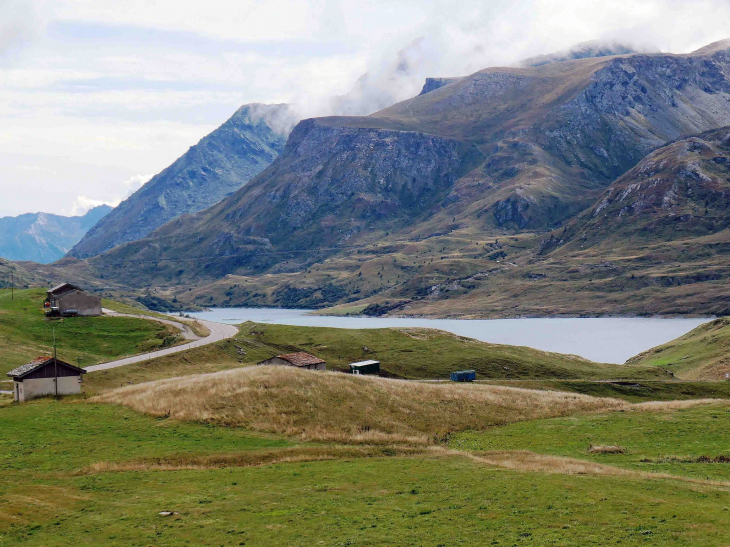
left=188, top=307, right=710, bottom=364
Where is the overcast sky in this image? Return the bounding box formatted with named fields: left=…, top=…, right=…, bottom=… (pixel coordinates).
left=1, top=0, right=729, bottom=217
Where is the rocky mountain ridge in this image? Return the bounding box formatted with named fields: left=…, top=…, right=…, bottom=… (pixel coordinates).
left=68, top=104, right=290, bottom=258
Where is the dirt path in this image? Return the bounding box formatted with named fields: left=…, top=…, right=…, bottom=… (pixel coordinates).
left=84, top=311, right=238, bottom=373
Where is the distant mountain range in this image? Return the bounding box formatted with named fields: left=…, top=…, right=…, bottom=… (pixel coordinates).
left=0, top=206, right=112, bottom=264
left=25, top=39, right=730, bottom=317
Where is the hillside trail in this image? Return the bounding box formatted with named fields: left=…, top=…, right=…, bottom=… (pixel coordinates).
left=84, top=310, right=238, bottom=373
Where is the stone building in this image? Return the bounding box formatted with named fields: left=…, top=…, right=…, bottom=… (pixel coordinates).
left=45, top=283, right=101, bottom=317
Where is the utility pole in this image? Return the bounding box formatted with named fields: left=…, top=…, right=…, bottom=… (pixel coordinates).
left=53, top=327, right=58, bottom=397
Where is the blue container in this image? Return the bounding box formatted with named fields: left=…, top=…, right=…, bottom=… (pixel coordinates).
left=450, top=370, right=476, bottom=382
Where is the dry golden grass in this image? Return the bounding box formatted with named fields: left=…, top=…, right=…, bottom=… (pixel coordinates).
left=632, top=399, right=727, bottom=412
left=446, top=449, right=730, bottom=489
left=93, top=366, right=627, bottom=444
left=457, top=450, right=633, bottom=476
left=79, top=445, right=425, bottom=474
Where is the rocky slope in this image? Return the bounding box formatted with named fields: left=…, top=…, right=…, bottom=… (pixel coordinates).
left=0, top=206, right=111, bottom=263
left=546, top=126, right=730, bottom=249
left=68, top=104, right=290, bottom=258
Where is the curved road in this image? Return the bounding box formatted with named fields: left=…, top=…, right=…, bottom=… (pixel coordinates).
left=85, top=311, right=238, bottom=373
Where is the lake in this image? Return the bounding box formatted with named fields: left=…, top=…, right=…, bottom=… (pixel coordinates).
left=187, top=308, right=711, bottom=364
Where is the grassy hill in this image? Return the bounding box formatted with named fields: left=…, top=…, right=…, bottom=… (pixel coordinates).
left=93, top=366, right=627, bottom=444
left=238, top=322, right=667, bottom=380
left=0, top=288, right=182, bottom=376
left=79, top=320, right=730, bottom=402
left=627, top=317, right=730, bottom=380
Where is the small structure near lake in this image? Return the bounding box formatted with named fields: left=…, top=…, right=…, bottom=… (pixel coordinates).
left=450, top=370, right=476, bottom=382
left=258, top=352, right=326, bottom=371
left=45, top=283, right=101, bottom=317
left=349, top=360, right=380, bottom=375
left=7, top=356, right=86, bottom=402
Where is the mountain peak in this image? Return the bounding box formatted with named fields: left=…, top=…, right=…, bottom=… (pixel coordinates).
left=67, top=103, right=288, bottom=259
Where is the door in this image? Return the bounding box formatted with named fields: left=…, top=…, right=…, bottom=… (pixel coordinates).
left=15, top=383, right=19, bottom=402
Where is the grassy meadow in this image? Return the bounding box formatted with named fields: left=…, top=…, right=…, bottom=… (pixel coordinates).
left=0, top=396, right=728, bottom=546
left=451, top=401, right=730, bottom=482
left=238, top=322, right=670, bottom=380
left=2, top=293, right=730, bottom=545
left=92, top=366, right=628, bottom=443
left=0, top=289, right=183, bottom=376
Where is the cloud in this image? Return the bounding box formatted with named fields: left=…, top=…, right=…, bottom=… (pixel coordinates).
left=0, top=0, right=46, bottom=56
left=69, top=173, right=153, bottom=215
left=70, top=195, right=120, bottom=216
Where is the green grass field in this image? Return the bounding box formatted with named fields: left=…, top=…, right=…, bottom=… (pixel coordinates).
left=0, top=289, right=181, bottom=375
left=450, top=402, right=730, bottom=482
left=81, top=321, right=730, bottom=402
left=485, top=379, right=730, bottom=402
left=239, top=322, right=670, bottom=380
left=0, top=399, right=728, bottom=546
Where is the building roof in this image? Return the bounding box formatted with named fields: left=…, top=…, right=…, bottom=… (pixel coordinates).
left=349, top=360, right=380, bottom=367
left=47, top=283, right=82, bottom=296
left=7, top=356, right=85, bottom=379
left=276, top=352, right=326, bottom=367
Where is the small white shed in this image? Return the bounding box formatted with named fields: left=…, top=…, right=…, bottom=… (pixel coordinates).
left=7, top=357, right=86, bottom=402
left=349, top=360, right=380, bottom=375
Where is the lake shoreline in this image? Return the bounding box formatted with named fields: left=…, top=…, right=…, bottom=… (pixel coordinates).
left=185, top=307, right=711, bottom=364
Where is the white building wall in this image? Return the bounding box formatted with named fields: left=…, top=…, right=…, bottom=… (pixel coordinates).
left=15, top=376, right=82, bottom=402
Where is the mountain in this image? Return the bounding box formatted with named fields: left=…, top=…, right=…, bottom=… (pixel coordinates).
left=419, top=77, right=460, bottom=95
left=26, top=40, right=729, bottom=318
left=318, top=126, right=730, bottom=318
left=546, top=126, right=730, bottom=249
left=0, top=206, right=112, bottom=263
left=65, top=40, right=651, bottom=262
left=68, top=104, right=290, bottom=259
left=417, top=41, right=648, bottom=96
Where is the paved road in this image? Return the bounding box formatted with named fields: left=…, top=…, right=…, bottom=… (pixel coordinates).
left=101, top=308, right=202, bottom=340
left=85, top=312, right=239, bottom=373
